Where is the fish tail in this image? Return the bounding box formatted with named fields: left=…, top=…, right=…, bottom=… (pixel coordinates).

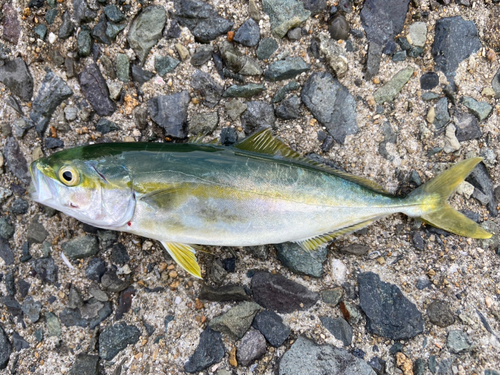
left=407, top=157, right=492, bottom=239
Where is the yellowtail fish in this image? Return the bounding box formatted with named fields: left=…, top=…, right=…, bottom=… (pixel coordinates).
left=29, top=129, right=491, bottom=278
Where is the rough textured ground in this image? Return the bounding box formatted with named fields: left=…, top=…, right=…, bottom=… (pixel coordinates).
left=0, top=0, right=499, bottom=374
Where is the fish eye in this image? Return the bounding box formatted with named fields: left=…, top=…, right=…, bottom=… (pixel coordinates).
left=58, top=166, right=80, bottom=186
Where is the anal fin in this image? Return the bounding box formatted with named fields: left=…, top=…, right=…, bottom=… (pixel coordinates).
left=296, top=219, right=377, bottom=251
left=161, top=241, right=202, bottom=279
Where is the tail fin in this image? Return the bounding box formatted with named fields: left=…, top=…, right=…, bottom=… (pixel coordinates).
left=408, top=158, right=492, bottom=239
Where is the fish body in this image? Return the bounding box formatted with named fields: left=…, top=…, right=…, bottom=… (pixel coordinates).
left=29, top=129, right=491, bottom=277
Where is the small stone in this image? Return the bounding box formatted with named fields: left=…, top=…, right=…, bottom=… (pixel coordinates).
left=27, top=215, right=49, bottom=243
left=12, top=332, right=29, bottom=352
left=106, top=22, right=126, bottom=40
left=95, top=118, right=119, bottom=135
left=318, top=32, right=349, bottom=78
left=320, top=316, right=352, bottom=346
left=256, top=38, right=279, bottom=60
left=249, top=0, right=261, bottom=20
left=461, top=96, right=492, bottom=121
left=59, top=11, right=75, bottom=39
left=433, top=97, right=450, bottom=129
left=32, top=257, right=58, bottom=284
left=34, top=24, right=47, bottom=40
left=392, top=50, right=407, bottom=62
left=175, top=43, right=190, bottom=61
left=447, top=330, right=472, bottom=353
left=275, top=242, right=326, bottom=276
left=85, top=257, right=106, bottom=282
left=62, top=235, right=99, bottom=260
left=328, top=14, right=349, bottom=41
left=264, top=57, right=309, bottom=81
left=101, top=271, right=129, bottom=292
left=220, top=127, right=239, bottom=145
left=148, top=91, right=190, bottom=138
left=45, top=137, right=64, bottom=149
left=190, top=70, right=223, bottom=108
left=225, top=99, right=247, bottom=121
left=116, top=53, right=130, bottom=82
left=110, top=243, right=129, bottom=266
left=0, top=58, right=33, bottom=102
left=275, top=95, right=301, bottom=120
left=155, top=56, right=180, bottom=77
left=99, top=322, right=141, bottom=360
left=184, top=327, right=225, bottom=373
left=127, top=6, right=166, bottom=64
left=0, top=238, right=14, bottom=265
left=208, top=259, right=227, bottom=285
left=107, top=82, right=122, bottom=101
left=223, top=83, right=266, bottom=98
left=69, top=354, right=99, bottom=375
left=368, top=357, right=386, bottom=375
left=340, top=243, right=369, bottom=255
left=131, top=65, right=154, bottom=84
left=190, top=45, right=214, bottom=67
left=408, top=22, right=427, bottom=47
left=240, top=101, right=275, bottom=134
left=45, top=311, right=61, bottom=337
left=272, top=81, right=300, bottom=103
left=287, top=27, right=301, bottom=41
left=251, top=271, right=319, bottom=313
left=234, top=19, right=260, bottom=47
left=0, top=217, right=14, bottom=240
left=209, top=302, right=261, bottom=339
left=252, top=310, right=291, bottom=347
left=104, top=4, right=125, bottom=22
left=89, top=283, right=109, bottom=302
left=21, top=296, right=42, bottom=323
left=10, top=198, right=29, bottom=215
left=73, top=0, right=97, bottom=24
left=263, top=0, right=311, bottom=38
left=427, top=300, right=455, bottom=327
left=199, top=284, right=249, bottom=302
left=79, top=63, right=116, bottom=116
left=420, top=72, right=439, bottom=90
left=189, top=112, right=218, bottom=135
left=2, top=3, right=21, bottom=44
left=466, top=161, right=497, bottom=216
left=374, top=67, right=414, bottom=104
left=321, top=287, right=343, bottom=306
left=237, top=330, right=267, bottom=366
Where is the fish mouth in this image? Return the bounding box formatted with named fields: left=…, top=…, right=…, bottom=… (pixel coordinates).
left=29, top=160, right=55, bottom=204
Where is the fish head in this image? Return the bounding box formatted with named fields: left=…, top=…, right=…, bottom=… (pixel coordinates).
left=29, top=149, right=135, bottom=229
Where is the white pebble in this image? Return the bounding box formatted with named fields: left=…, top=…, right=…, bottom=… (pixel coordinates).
left=175, top=296, right=182, bottom=305
left=48, top=32, right=57, bottom=44
left=331, top=259, right=348, bottom=283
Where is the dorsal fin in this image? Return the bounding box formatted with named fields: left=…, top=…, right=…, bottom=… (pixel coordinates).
left=234, top=128, right=389, bottom=195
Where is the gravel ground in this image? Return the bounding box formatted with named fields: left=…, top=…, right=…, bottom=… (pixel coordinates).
left=0, top=0, right=500, bottom=374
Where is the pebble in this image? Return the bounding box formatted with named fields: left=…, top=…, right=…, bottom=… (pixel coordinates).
left=420, top=72, right=439, bottom=90
left=279, top=336, right=375, bottom=375
left=101, top=271, right=129, bottom=292
left=127, top=6, right=166, bottom=64
left=447, top=330, right=472, bottom=353
left=321, top=287, right=343, bottom=306
left=0, top=57, right=33, bottom=101
left=21, top=296, right=42, bottom=323
left=328, top=14, right=349, bottom=41
left=32, top=256, right=58, bottom=284
left=301, top=72, right=357, bottom=144
left=45, top=137, right=64, bottom=149
left=443, top=124, right=460, bottom=153
left=252, top=310, right=290, bottom=347
left=358, top=272, right=424, bottom=339
left=189, top=112, right=218, bottom=135
left=320, top=316, right=352, bottom=346
left=466, top=163, right=497, bottom=216
left=116, top=53, right=130, bottom=82
left=12, top=332, right=29, bottom=351
left=184, top=327, right=225, bottom=373
left=272, top=81, right=300, bottom=103
left=1, top=296, right=22, bottom=318
left=174, top=0, right=233, bottom=43
left=175, top=43, right=190, bottom=61
left=237, top=330, right=267, bottom=366
left=275, top=242, right=326, bottom=276
left=251, top=271, right=319, bottom=313
left=234, top=18, right=260, bottom=47
left=492, top=67, right=500, bottom=99
left=318, top=33, right=349, bottom=78
left=408, top=22, right=427, bottom=47
left=392, top=50, right=407, bottom=62
left=34, top=24, right=47, bottom=40
left=427, top=300, right=455, bottom=327
left=223, top=83, right=266, bottom=98
left=62, top=235, right=99, bottom=260
left=99, top=322, right=141, bottom=360
left=331, top=259, right=348, bottom=283
left=208, top=259, right=228, bottom=284
left=104, top=4, right=125, bottom=22
left=368, top=357, right=386, bottom=375
left=0, top=217, right=14, bottom=240
left=433, top=97, right=450, bottom=129
left=95, top=118, right=119, bottom=135
left=45, top=311, right=61, bottom=337
left=59, top=11, right=75, bottom=39
left=263, top=0, right=311, bottom=38
left=461, top=96, right=492, bottom=121
left=85, top=257, right=106, bottom=282
left=432, top=16, right=481, bottom=86
left=115, top=287, right=136, bottom=320
left=275, top=95, right=301, bottom=120
left=106, top=22, right=126, bottom=40
left=68, top=354, right=99, bottom=375
left=27, top=215, right=49, bottom=243
left=220, top=41, right=262, bottom=76
left=224, top=99, right=247, bottom=121
left=373, top=67, right=414, bottom=104
left=131, top=64, right=154, bottom=84
left=256, top=38, right=279, bottom=60
left=240, top=101, right=275, bottom=134
left=287, top=27, right=301, bottom=41
left=2, top=3, right=21, bottom=44
left=73, top=0, right=97, bottom=24
left=340, top=243, right=369, bottom=256
left=190, top=70, right=223, bottom=108
left=301, top=0, right=326, bottom=15
left=199, top=284, right=249, bottom=302
left=220, top=127, right=239, bottom=145
left=0, top=238, right=14, bottom=265
left=9, top=199, right=28, bottom=215
left=148, top=91, right=190, bottom=138
left=79, top=63, right=116, bottom=116
left=264, top=57, right=309, bottom=81
left=209, top=301, right=261, bottom=339
left=190, top=45, right=214, bottom=66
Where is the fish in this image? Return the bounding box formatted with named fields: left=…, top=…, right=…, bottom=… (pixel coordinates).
left=29, top=128, right=491, bottom=278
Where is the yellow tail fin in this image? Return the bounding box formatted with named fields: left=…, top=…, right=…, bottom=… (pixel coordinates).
left=409, top=158, right=492, bottom=239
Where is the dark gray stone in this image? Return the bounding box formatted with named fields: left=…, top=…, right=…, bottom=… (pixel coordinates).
left=461, top=96, right=492, bottom=121
left=96, top=118, right=119, bottom=135
left=219, top=41, right=262, bottom=76
left=257, top=38, right=279, bottom=60
left=223, top=83, right=266, bottom=98
left=69, top=354, right=99, bottom=375
left=148, top=91, right=190, bottom=138
left=0, top=325, right=12, bottom=370
left=131, top=65, right=154, bottom=84
left=79, top=63, right=116, bottom=117
left=454, top=111, right=481, bottom=141
left=12, top=332, right=29, bottom=351
left=427, top=300, right=455, bottom=327
left=340, top=244, right=369, bottom=256
left=27, top=216, right=49, bottom=244
left=91, top=15, right=110, bottom=45
left=320, top=316, right=353, bottom=346
left=128, top=6, right=166, bottom=64
left=275, top=95, right=301, bottom=120
left=358, top=272, right=424, bottom=340
left=208, top=259, right=227, bottom=284
left=263, top=0, right=311, bottom=38
left=264, top=57, right=309, bottom=81
left=99, top=322, right=141, bottom=360
left=62, top=235, right=99, bottom=260
left=220, top=127, right=239, bottom=145
left=1, top=295, right=23, bottom=318
left=199, top=284, right=249, bottom=302
left=4, top=137, right=31, bottom=184
left=272, top=81, right=300, bottom=103
left=59, top=308, right=87, bottom=328
left=189, top=112, right=218, bottom=135
left=434, top=97, right=450, bottom=129
left=420, top=72, right=439, bottom=90
left=190, top=46, right=213, bottom=66
left=190, top=70, right=223, bottom=108
left=209, top=301, right=261, bottom=339
left=0, top=217, right=14, bottom=240
left=111, top=243, right=129, bottom=265
left=0, top=238, right=14, bottom=265
left=2, top=3, right=21, bottom=44
left=85, top=257, right=106, bottom=282
left=101, top=271, right=129, bottom=293
left=275, top=242, right=326, bottom=276
left=251, top=271, right=319, bottom=313
left=21, top=296, right=41, bottom=323
left=321, top=287, right=343, bottom=306
left=59, top=11, right=75, bottom=39
left=437, top=358, right=453, bottom=375
left=279, top=336, right=375, bottom=375
left=73, top=0, right=97, bottom=24
left=301, top=72, right=358, bottom=144
left=104, top=5, right=125, bottom=22
left=287, top=27, right=302, bottom=41
left=174, top=0, right=234, bottom=43
left=447, top=330, right=472, bottom=353
left=432, top=16, right=481, bottom=85
left=184, top=327, right=225, bottom=373
left=32, top=257, right=58, bottom=284
left=300, top=0, right=326, bottom=14
left=241, top=101, right=275, bottom=134
left=0, top=58, right=34, bottom=101
left=329, top=14, right=349, bottom=41
left=234, top=18, right=260, bottom=47
left=45, top=137, right=64, bottom=149
left=237, top=330, right=267, bottom=366
left=368, top=357, right=386, bottom=375
left=252, top=310, right=290, bottom=347
left=9, top=199, right=28, bottom=215
left=466, top=162, right=497, bottom=216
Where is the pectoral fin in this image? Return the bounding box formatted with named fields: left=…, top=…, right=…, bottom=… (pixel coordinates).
left=160, top=241, right=202, bottom=279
